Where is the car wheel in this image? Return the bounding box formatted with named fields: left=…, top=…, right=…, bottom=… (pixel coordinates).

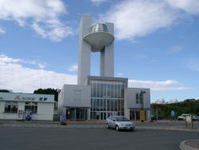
left=106, top=123, right=110, bottom=129
left=115, top=125, right=119, bottom=131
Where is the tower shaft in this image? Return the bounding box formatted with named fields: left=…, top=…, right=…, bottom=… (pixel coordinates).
left=78, top=16, right=92, bottom=85
left=100, top=43, right=114, bottom=77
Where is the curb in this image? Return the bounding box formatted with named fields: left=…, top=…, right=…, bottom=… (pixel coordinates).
left=136, top=126, right=199, bottom=132
left=0, top=124, right=199, bottom=132
left=180, top=140, right=199, bottom=150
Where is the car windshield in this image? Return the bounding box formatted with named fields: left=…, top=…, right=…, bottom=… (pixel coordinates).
left=115, top=117, right=129, bottom=121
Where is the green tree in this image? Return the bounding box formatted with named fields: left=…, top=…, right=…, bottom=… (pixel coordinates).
left=33, top=88, right=59, bottom=102
left=0, top=89, right=10, bottom=93
left=151, top=99, right=199, bottom=119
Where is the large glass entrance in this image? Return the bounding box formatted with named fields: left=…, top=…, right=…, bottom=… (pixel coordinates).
left=66, top=108, right=87, bottom=120
left=89, top=77, right=127, bottom=120
left=91, top=111, right=117, bottom=120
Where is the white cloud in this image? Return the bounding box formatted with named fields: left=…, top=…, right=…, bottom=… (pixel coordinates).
left=166, top=0, right=199, bottom=15
left=128, top=79, right=191, bottom=91
left=68, top=64, right=78, bottom=72
left=0, top=54, right=76, bottom=92
left=100, top=0, right=199, bottom=40
left=0, top=54, right=191, bottom=93
left=0, top=54, right=46, bottom=69
left=91, top=0, right=108, bottom=5
left=101, top=0, right=178, bottom=40
left=0, top=27, right=6, bottom=34
left=0, top=0, right=73, bottom=41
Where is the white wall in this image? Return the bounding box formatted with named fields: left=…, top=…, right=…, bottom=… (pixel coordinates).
left=60, top=84, right=91, bottom=108
left=0, top=102, right=54, bottom=120
left=35, top=103, right=54, bottom=120
left=125, top=88, right=150, bottom=109
left=124, top=88, right=150, bottom=120
left=0, top=101, right=22, bottom=120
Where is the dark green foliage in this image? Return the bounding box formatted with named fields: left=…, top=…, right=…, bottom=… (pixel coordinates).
left=151, top=99, right=199, bottom=119
left=0, top=89, right=10, bottom=93
left=33, top=88, right=59, bottom=102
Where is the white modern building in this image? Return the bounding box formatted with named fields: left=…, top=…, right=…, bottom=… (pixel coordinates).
left=58, top=16, right=151, bottom=120
left=0, top=92, right=54, bottom=120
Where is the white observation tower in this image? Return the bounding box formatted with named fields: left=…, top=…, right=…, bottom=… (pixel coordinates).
left=78, top=16, right=115, bottom=85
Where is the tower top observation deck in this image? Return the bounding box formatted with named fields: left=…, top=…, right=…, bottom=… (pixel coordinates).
left=84, top=23, right=114, bottom=52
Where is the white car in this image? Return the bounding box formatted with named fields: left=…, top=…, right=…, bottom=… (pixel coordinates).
left=106, top=116, right=135, bottom=131
left=177, top=114, right=191, bottom=120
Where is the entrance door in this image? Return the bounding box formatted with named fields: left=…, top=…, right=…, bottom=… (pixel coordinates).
left=140, top=110, right=146, bottom=121
left=66, top=108, right=87, bottom=120
left=130, top=110, right=140, bottom=120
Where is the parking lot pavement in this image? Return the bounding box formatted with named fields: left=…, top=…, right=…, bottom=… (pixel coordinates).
left=0, top=127, right=198, bottom=150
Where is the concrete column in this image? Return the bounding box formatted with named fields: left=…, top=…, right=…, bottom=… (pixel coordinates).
left=78, top=16, right=92, bottom=85
left=87, top=108, right=91, bottom=120
left=100, top=23, right=114, bottom=77
left=134, top=111, right=136, bottom=120
left=100, top=43, right=114, bottom=77
left=74, top=108, right=76, bottom=120
left=0, top=101, right=4, bottom=113
left=124, top=108, right=130, bottom=120
left=62, top=107, right=66, bottom=116
left=146, top=110, right=151, bottom=121
left=100, top=50, right=105, bottom=76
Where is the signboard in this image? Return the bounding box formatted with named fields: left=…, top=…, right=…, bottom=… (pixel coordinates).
left=140, top=110, right=146, bottom=121
left=0, top=93, right=54, bottom=102
left=185, top=115, right=192, bottom=123
left=185, top=115, right=193, bottom=129
left=171, top=110, right=175, bottom=119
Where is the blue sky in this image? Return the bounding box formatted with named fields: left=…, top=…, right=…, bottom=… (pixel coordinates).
left=0, top=0, right=199, bottom=102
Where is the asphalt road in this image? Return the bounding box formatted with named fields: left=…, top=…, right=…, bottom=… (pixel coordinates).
left=0, top=128, right=198, bottom=150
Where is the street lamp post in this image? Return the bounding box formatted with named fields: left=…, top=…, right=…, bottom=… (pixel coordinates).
left=140, top=90, right=146, bottom=110
left=140, top=91, right=146, bottom=122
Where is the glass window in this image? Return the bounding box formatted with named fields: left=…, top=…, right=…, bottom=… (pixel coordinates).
left=4, top=101, right=18, bottom=113
left=103, top=99, right=106, bottom=111
left=25, top=102, right=37, bottom=114
left=89, top=79, right=126, bottom=119
left=107, top=84, right=111, bottom=97
left=91, top=83, right=94, bottom=97
left=93, top=83, right=97, bottom=97
left=99, top=83, right=103, bottom=97
left=99, top=99, right=102, bottom=111
left=111, top=100, right=114, bottom=112
left=96, top=83, right=99, bottom=97
left=93, top=99, right=96, bottom=111
left=115, top=116, right=129, bottom=121
left=107, top=99, right=110, bottom=111
left=91, top=99, right=94, bottom=111
left=136, top=93, right=139, bottom=104
left=96, top=99, right=99, bottom=111
left=110, top=84, right=113, bottom=97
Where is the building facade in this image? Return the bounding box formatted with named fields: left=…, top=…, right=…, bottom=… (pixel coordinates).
left=0, top=92, right=54, bottom=120
left=58, top=16, right=151, bottom=120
